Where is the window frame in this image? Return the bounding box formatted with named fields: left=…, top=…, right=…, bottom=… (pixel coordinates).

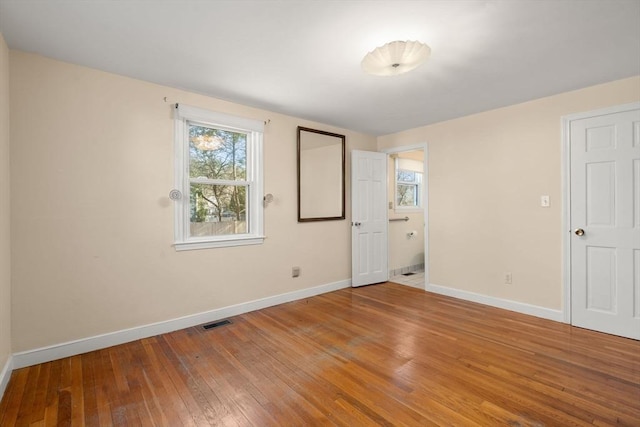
left=173, top=104, right=264, bottom=250
left=394, top=159, right=423, bottom=212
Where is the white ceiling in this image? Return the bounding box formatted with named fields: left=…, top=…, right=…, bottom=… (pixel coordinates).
left=1, top=0, right=639, bottom=136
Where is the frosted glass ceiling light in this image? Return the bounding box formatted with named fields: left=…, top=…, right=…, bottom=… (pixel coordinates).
left=361, top=40, right=431, bottom=76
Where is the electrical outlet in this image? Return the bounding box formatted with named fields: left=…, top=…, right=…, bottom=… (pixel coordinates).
left=504, top=272, right=512, bottom=285
left=292, top=266, right=301, bottom=278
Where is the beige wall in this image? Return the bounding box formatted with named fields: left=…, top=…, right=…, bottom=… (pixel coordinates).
left=7, top=48, right=639, bottom=354
left=0, top=34, right=11, bottom=370
left=378, top=76, right=640, bottom=310
left=9, top=51, right=376, bottom=352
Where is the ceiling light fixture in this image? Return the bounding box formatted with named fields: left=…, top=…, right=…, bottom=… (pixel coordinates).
left=361, top=40, right=431, bottom=76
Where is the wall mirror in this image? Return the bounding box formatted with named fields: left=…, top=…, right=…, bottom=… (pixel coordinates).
left=297, top=126, right=345, bottom=222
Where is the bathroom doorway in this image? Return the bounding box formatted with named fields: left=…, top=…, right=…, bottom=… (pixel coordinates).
left=384, top=144, right=428, bottom=289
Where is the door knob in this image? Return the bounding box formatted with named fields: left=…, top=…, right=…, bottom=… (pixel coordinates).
left=353, top=222, right=362, bottom=227
left=574, top=228, right=585, bottom=236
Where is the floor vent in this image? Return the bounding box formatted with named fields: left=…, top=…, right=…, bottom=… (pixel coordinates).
left=402, top=272, right=416, bottom=276
left=202, top=319, right=232, bottom=330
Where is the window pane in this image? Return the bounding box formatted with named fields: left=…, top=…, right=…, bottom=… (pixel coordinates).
left=397, top=170, right=415, bottom=182
left=397, top=184, right=418, bottom=207
left=189, top=124, right=247, bottom=181
left=189, top=183, right=247, bottom=237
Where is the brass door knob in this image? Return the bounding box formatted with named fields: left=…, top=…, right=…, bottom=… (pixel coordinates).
left=574, top=228, right=585, bottom=236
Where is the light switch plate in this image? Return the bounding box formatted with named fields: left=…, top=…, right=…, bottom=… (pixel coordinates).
left=540, top=195, right=550, bottom=207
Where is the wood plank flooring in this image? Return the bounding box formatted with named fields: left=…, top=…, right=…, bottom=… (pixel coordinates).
left=1, top=282, right=639, bottom=426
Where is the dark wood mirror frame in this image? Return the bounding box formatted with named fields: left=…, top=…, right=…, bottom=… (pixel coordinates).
left=297, top=126, right=346, bottom=222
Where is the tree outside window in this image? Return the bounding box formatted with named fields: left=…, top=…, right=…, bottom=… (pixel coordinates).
left=188, top=124, right=248, bottom=236
left=396, top=169, right=422, bottom=208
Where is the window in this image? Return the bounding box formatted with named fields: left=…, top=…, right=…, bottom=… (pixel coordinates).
left=395, top=157, right=423, bottom=211
left=173, top=104, right=264, bottom=250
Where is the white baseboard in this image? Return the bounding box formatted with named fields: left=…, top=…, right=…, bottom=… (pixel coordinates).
left=0, top=354, right=13, bottom=402
left=427, top=283, right=564, bottom=322
left=12, top=279, right=351, bottom=369
left=10, top=280, right=564, bottom=371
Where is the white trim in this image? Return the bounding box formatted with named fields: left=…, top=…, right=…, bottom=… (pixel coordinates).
left=0, top=355, right=12, bottom=402
left=12, top=279, right=351, bottom=369
left=174, top=103, right=264, bottom=133
left=427, top=283, right=564, bottom=322
left=560, top=102, right=640, bottom=325
left=172, top=104, right=265, bottom=250
left=381, top=143, right=429, bottom=289
left=174, top=235, right=265, bottom=251
left=561, top=113, right=571, bottom=323
left=562, top=101, right=640, bottom=122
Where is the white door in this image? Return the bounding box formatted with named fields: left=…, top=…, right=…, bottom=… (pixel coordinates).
left=569, top=104, right=640, bottom=339
left=351, top=150, right=388, bottom=287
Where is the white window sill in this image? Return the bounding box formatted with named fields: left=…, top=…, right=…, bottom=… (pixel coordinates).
left=174, top=235, right=265, bottom=251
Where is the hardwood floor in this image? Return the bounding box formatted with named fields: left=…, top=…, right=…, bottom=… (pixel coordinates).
left=1, top=282, right=639, bottom=426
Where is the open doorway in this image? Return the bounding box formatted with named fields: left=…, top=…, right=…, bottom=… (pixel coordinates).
left=383, top=145, right=428, bottom=289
